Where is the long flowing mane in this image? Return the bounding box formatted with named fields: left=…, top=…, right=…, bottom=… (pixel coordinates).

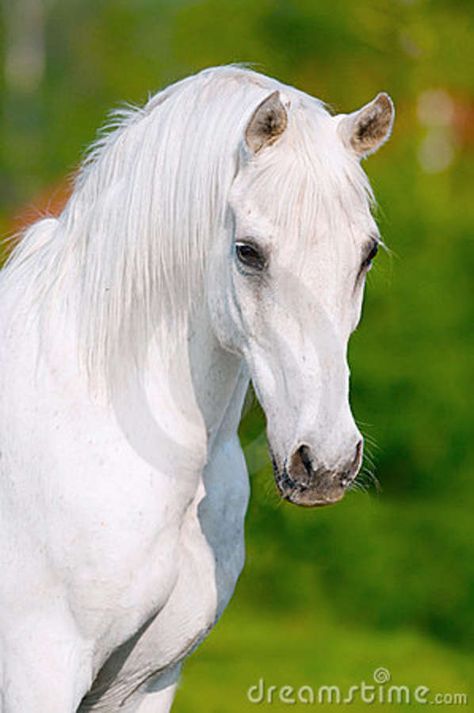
left=1, top=66, right=371, bottom=383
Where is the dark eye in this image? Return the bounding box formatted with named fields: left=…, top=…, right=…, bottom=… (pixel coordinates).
left=235, top=241, right=266, bottom=272
left=362, top=240, right=379, bottom=270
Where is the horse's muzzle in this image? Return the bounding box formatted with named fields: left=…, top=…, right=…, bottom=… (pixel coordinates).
left=272, top=440, right=363, bottom=507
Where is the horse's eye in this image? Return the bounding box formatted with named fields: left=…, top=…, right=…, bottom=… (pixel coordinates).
left=367, top=242, right=379, bottom=262
left=235, top=241, right=266, bottom=271
left=363, top=240, right=379, bottom=270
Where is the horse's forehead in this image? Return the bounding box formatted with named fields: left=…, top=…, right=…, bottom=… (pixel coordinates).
left=230, top=169, right=374, bottom=251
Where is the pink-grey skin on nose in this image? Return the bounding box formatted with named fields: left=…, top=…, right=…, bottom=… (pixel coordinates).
left=272, top=441, right=363, bottom=507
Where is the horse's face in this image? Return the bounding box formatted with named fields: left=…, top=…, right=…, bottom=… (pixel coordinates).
left=210, top=90, right=394, bottom=507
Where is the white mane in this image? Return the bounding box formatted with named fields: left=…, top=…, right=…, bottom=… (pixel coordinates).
left=2, top=66, right=371, bottom=383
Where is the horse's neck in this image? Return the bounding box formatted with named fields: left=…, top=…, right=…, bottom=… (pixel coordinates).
left=110, top=302, right=248, bottom=490
left=187, top=305, right=249, bottom=449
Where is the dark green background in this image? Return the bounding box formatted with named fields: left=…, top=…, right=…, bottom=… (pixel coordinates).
left=1, top=1, right=472, bottom=710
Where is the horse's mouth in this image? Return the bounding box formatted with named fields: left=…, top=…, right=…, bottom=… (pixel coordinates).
left=273, top=457, right=361, bottom=507
left=283, top=488, right=346, bottom=508
left=275, top=473, right=347, bottom=508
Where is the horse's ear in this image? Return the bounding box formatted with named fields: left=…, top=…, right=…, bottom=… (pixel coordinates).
left=245, top=91, right=288, bottom=154
left=337, top=93, right=394, bottom=159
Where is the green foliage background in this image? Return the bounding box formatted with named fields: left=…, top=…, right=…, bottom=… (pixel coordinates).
left=1, top=1, right=472, bottom=709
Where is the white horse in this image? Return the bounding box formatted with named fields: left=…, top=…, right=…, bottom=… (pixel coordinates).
left=0, top=66, right=394, bottom=712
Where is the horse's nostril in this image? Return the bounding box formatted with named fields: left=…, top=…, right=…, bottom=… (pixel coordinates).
left=354, top=439, right=363, bottom=468
left=346, top=439, right=363, bottom=480
left=287, top=444, right=314, bottom=482
left=296, top=444, right=313, bottom=479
